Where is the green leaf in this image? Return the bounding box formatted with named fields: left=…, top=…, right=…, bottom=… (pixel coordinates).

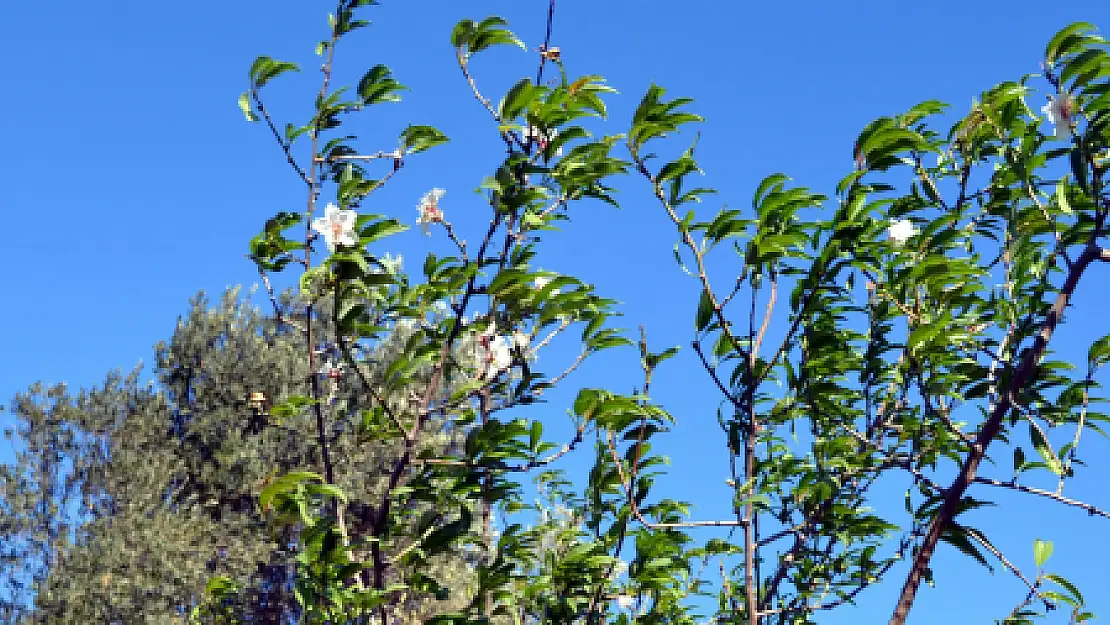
left=238, top=91, right=259, bottom=122
left=529, top=421, right=542, bottom=453
left=450, top=19, right=476, bottom=49
left=248, top=55, right=299, bottom=89
left=499, top=78, right=534, bottom=121
left=695, top=290, right=713, bottom=331
left=305, top=482, right=348, bottom=503
left=753, top=174, right=790, bottom=211
left=401, top=125, right=449, bottom=154
left=1046, top=23, right=1100, bottom=65
left=358, top=64, right=407, bottom=105
left=452, top=17, right=524, bottom=54
left=470, top=16, right=525, bottom=54
left=939, top=526, right=992, bottom=571
left=1045, top=573, right=1085, bottom=605
left=1029, top=422, right=1063, bottom=475
left=360, top=218, right=408, bottom=244
left=1071, top=146, right=1090, bottom=195
left=1056, top=178, right=1073, bottom=215
left=1088, top=333, right=1110, bottom=369
left=1033, top=538, right=1054, bottom=568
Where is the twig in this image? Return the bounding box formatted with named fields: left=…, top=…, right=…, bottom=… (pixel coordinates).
left=691, top=341, right=742, bottom=408
left=605, top=431, right=747, bottom=530
left=252, top=90, right=309, bottom=184
left=255, top=267, right=306, bottom=334
left=457, top=53, right=499, bottom=121
left=972, top=476, right=1110, bottom=519
left=313, top=150, right=399, bottom=162
left=961, top=524, right=1051, bottom=609
left=419, top=422, right=586, bottom=473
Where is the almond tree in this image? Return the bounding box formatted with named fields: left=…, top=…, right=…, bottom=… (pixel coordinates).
left=21, top=1, right=1104, bottom=624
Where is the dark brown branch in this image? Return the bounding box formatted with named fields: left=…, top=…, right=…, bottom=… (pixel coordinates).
left=888, top=242, right=1101, bottom=625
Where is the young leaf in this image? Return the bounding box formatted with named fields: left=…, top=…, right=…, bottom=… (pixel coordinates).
left=1033, top=538, right=1054, bottom=568
left=237, top=91, right=259, bottom=122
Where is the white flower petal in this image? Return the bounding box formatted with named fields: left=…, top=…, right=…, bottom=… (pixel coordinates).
left=888, top=219, right=918, bottom=246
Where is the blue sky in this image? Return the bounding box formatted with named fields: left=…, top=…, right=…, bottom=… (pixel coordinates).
left=3, top=1, right=1110, bottom=623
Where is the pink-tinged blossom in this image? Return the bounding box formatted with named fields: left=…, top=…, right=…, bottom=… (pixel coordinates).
left=311, top=203, right=358, bottom=252
left=1041, top=93, right=1076, bottom=138
left=416, top=188, right=446, bottom=235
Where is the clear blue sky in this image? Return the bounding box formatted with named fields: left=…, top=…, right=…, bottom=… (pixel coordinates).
left=2, top=1, right=1109, bottom=623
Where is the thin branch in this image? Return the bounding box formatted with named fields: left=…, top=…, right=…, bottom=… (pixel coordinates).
left=605, top=431, right=747, bottom=530
left=1059, top=370, right=1092, bottom=494
left=457, top=52, right=499, bottom=121
left=334, top=337, right=410, bottom=444
left=254, top=266, right=306, bottom=335
left=691, top=340, right=742, bottom=409
left=535, top=0, right=556, bottom=85
left=760, top=535, right=915, bottom=618
left=630, top=153, right=750, bottom=364
left=420, top=422, right=586, bottom=473
left=545, top=350, right=588, bottom=388
left=252, top=90, right=309, bottom=184
left=314, top=150, right=399, bottom=162
left=751, top=271, right=777, bottom=363
left=962, top=524, right=1051, bottom=610
left=973, top=476, right=1110, bottom=519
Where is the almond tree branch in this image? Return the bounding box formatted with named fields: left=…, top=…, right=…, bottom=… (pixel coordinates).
left=888, top=242, right=1102, bottom=625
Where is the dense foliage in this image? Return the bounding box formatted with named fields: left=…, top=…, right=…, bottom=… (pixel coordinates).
left=4, top=3, right=1110, bottom=625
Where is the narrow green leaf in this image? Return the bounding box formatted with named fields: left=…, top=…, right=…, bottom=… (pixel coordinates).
left=1056, top=179, right=1073, bottom=215
left=1029, top=422, right=1063, bottom=475
left=1071, top=146, right=1089, bottom=195
left=695, top=290, right=713, bottom=331
left=1045, top=573, right=1085, bottom=605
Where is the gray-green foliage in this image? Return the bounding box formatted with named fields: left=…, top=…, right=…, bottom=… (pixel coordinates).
left=0, top=285, right=477, bottom=623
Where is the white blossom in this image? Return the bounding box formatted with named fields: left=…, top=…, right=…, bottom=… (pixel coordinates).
left=316, top=357, right=345, bottom=378
left=379, top=253, right=403, bottom=274
left=488, top=336, right=512, bottom=372
left=416, top=188, right=446, bottom=235
left=523, top=126, right=562, bottom=157
left=612, top=558, right=629, bottom=578
left=615, top=595, right=635, bottom=610
left=511, top=330, right=535, bottom=360
left=311, top=203, right=358, bottom=252
left=888, top=219, right=918, bottom=246
left=475, top=326, right=512, bottom=379
left=534, top=275, right=561, bottom=295
left=1041, top=93, right=1076, bottom=138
